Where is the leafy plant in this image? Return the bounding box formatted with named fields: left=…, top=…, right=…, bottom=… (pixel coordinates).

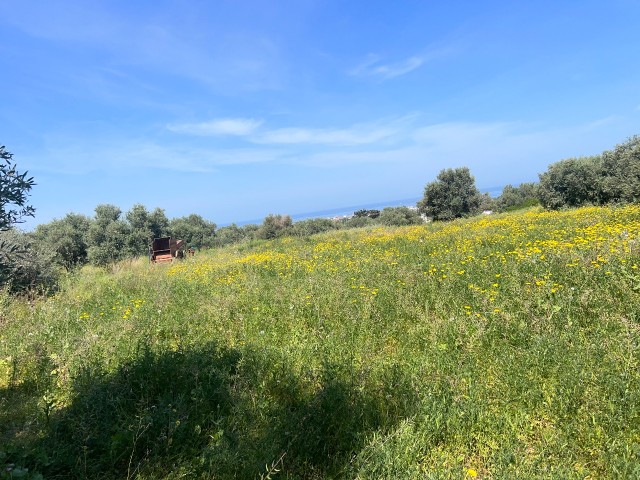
left=0, top=146, right=35, bottom=231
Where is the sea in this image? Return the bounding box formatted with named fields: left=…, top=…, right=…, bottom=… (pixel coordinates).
left=233, top=186, right=503, bottom=226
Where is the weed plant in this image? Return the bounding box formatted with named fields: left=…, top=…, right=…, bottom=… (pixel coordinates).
left=1, top=205, right=640, bottom=479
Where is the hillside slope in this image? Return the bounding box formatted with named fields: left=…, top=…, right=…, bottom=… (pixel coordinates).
left=2, top=206, right=640, bottom=479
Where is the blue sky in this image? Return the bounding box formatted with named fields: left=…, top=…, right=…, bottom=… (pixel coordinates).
left=2, top=0, right=639, bottom=228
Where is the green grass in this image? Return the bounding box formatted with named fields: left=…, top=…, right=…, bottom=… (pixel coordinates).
left=1, top=205, right=640, bottom=479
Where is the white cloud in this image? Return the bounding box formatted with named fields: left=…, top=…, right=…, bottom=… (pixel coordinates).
left=166, top=115, right=415, bottom=146
left=349, top=54, right=382, bottom=76
left=252, top=115, right=418, bottom=146
left=253, top=125, right=399, bottom=146
left=28, top=116, right=628, bottom=185
left=198, top=148, right=287, bottom=166
left=24, top=133, right=289, bottom=175
left=300, top=147, right=425, bottom=168
left=350, top=54, right=424, bottom=80
left=168, top=118, right=263, bottom=136
left=373, top=57, right=425, bottom=79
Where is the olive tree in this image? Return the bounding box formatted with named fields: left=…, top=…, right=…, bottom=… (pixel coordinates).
left=0, top=228, right=59, bottom=294
left=417, top=167, right=482, bottom=221
left=291, top=218, right=337, bottom=237
left=125, top=204, right=170, bottom=255
left=537, top=135, right=640, bottom=209
left=537, top=156, right=602, bottom=209
left=0, top=145, right=40, bottom=292
left=495, top=183, right=539, bottom=212
left=32, top=213, right=91, bottom=270
left=169, top=214, right=216, bottom=248
left=378, top=206, right=423, bottom=226
left=256, top=214, right=293, bottom=240
left=599, top=135, right=640, bottom=204
left=86, top=204, right=132, bottom=266
left=1, top=145, right=35, bottom=231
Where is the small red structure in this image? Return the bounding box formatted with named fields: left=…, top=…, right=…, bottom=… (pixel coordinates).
left=149, top=237, right=185, bottom=263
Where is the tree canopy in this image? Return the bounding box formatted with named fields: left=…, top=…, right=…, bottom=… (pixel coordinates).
left=169, top=214, right=216, bottom=248
left=32, top=213, right=91, bottom=270
left=495, top=183, right=539, bottom=212
left=378, top=206, right=423, bottom=226
left=0, top=146, right=44, bottom=292
left=417, top=167, right=482, bottom=221
left=256, top=214, right=293, bottom=240
left=1, top=145, right=35, bottom=231
left=537, top=135, right=640, bottom=209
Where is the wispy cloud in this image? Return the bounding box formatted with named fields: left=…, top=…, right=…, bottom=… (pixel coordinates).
left=25, top=142, right=215, bottom=175
left=0, top=3, right=286, bottom=94
left=300, top=147, right=425, bottom=168
left=350, top=54, right=424, bottom=80
left=373, top=57, right=425, bottom=79
left=27, top=116, right=624, bottom=183
left=168, top=115, right=416, bottom=146
left=167, top=118, right=263, bottom=136
left=253, top=115, right=418, bottom=146
left=253, top=124, right=400, bottom=146
left=24, top=132, right=288, bottom=175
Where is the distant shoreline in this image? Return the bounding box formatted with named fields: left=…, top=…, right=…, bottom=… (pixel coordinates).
left=228, top=186, right=503, bottom=226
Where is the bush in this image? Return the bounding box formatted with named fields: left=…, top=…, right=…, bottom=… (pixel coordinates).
left=291, top=218, right=337, bottom=237
left=256, top=214, right=293, bottom=240
left=378, top=206, right=423, bottom=226
left=169, top=214, right=217, bottom=249
left=339, top=216, right=376, bottom=229
left=537, top=134, right=640, bottom=209
left=0, top=145, right=35, bottom=231
left=599, top=135, right=640, bottom=204
left=31, top=213, right=91, bottom=270
left=214, top=224, right=247, bottom=247
left=353, top=209, right=380, bottom=219
left=495, top=183, right=539, bottom=212
left=0, top=229, right=60, bottom=295
left=538, top=156, right=602, bottom=209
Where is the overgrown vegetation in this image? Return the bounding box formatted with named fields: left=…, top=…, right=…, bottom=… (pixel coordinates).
left=1, top=134, right=640, bottom=477
left=1, top=134, right=635, bottom=290
left=0, top=145, right=35, bottom=232
left=493, top=183, right=539, bottom=212
left=1, top=145, right=38, bottom=294
left=0, top=229, right=59, bottom=295
left=538, top=135, right=640, bottom=209
left=1, top=204, right=640, bottom=478
left=15, top=204, right=428, bottom=284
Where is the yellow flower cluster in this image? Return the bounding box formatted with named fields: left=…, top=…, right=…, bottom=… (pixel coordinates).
left=77, top=298, right=146, bottom=321
left=157, top=205, right=640, bottom=309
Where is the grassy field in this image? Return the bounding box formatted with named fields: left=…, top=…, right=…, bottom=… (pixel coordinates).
left=1, top=205, right=640, bottom=479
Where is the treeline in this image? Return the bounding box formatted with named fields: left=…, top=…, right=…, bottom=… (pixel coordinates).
left=1, top=134, right=639, bottom=294
left=537, top=135, right=640, bottom=209
left=0, top=205, right=211, bottom=293
left=30, top=205, right=428, bottom=269
left=502, top=135, right=640, bottom=211
left=416, top=134, right=640, bottom=219
left=0, top=202, right=427, bottom=293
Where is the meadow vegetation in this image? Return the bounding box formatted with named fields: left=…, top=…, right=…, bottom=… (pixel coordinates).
left=2, top=204, right=640, bottom=479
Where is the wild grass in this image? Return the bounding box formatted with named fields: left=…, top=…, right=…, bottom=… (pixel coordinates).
left=1, top=205, right=640, bottom=479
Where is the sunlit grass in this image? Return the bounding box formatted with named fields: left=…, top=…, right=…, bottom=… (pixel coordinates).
left=1, top=205, right=640, bottom=478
